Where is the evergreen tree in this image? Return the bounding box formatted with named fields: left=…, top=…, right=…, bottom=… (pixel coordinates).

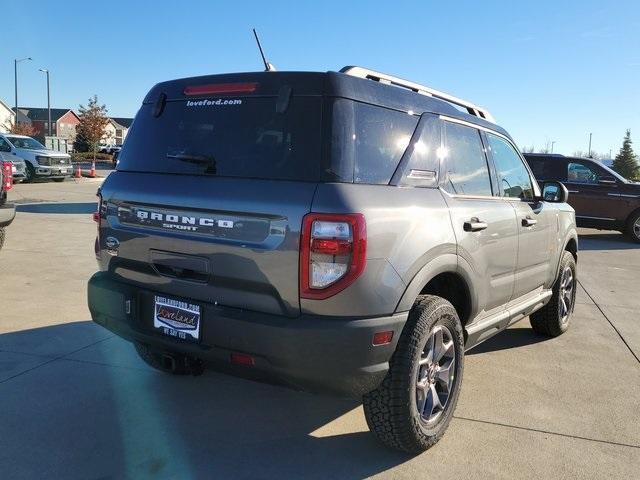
left=612, top=130, right=639, bottom=180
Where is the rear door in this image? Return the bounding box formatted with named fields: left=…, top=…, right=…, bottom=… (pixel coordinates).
left=440, top=120, right=518, bottom=318
left=485, top=133, right=555, bottom=299
left=99, top=78, right=324, bottom=317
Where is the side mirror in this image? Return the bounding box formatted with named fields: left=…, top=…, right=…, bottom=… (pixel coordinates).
left=541, top=181, right=569, bottom=203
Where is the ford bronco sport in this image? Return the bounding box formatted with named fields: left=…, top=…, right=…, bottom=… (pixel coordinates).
left=88, top=67, right=578, bottom=453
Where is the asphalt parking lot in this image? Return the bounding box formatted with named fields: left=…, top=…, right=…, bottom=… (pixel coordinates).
left=1, top=180, right=639, bottom=479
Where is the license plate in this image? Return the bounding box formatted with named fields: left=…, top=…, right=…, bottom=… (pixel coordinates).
left=11, top=165, right=16, bottom=173
left=60, top=169, right=68, bottom=174
left=153, top=295, right=201, bottom=341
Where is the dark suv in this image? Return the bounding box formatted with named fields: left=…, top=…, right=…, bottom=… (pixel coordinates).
left=524, top=153, right=640, bottom=242
left=88, top=67, right=578, bottom=453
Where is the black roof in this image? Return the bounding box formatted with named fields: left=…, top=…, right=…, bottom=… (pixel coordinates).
left=111, top=117, right=134, bottom=128
left=523, top=153, right=599, bottom=163
left=143, top=70, right=510, bottom=139
left=15, top=107, right=77, bottom=122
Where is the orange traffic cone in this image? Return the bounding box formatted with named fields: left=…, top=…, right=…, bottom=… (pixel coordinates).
left=89, top=161, right=96, bottom=178
left=75, top=164, right=82, bottom=179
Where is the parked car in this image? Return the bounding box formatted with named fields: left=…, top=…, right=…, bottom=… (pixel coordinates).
left=0, top=159, right=16, bottom=250
left=524, top=153, right=640, bottom=242
left=88, top=67, right=578, bottom=453
left=0, top=134, right=73, bottom=183
left=0, top=151, right=26, bottom=183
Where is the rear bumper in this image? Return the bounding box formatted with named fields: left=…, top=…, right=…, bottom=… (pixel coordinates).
left=88, top=272, right=407, bottom=396
left=0, top=203, right=16, bottom=227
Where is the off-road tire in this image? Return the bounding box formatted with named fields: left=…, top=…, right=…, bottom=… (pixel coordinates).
left=362, top=295, right=464, bottom=453
left=529, top=251, right=577, bottom=337
left=626, top=210, right=640, bottom=243
left=134, top=341, right=203, bottom=376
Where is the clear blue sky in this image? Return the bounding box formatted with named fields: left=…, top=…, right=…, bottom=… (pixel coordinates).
left=2, top=0, right=639, bottom=157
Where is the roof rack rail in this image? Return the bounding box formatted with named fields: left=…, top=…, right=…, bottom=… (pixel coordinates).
left=340, top=66, right=495, bottom=123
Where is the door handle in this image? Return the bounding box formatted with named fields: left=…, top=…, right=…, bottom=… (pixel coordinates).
left=522, top=217, right=538, bottom=227
left=567, top=190, right=579, bottom=193
left=463, top=218, right=488, bottom=232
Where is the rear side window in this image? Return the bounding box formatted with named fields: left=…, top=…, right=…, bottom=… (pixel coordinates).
left=567, top=161, right=601, bottom=184
left=117, top=96, right=322, bottom=181
left=487, top=134, right=534, bottom=200
left=353, top=103, right=418, bottom=184
left=442, top=122, right=492, bottom=196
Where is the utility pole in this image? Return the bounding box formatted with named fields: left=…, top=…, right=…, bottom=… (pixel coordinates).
left=14, top=57, right=32, bottom=127
left=588, top=133, right=593, bottom=158
left=39, top=69, right=51, bottom=136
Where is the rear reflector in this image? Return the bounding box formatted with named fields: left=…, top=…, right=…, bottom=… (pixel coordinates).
left=230, top=353, right=255, bottom=366
left=184, top=82, right=258, bottom=96
left=372, top=331, right=394, bottom=346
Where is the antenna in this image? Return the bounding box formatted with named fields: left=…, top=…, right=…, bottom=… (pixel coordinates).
left=252, top=28, right=276, bottom=72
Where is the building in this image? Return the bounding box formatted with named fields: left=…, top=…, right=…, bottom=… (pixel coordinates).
left=15, top=107, right=80, bottom=141
left=110, top=117, right=134, bottom=145
left=0, top=99, right=16, bottom=133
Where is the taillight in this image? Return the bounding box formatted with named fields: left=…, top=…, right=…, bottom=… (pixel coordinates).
left=2, top=162, right=13, bottom=191
left=183, top=82, right=258, bottom=96
left=300, top=213, right=366, bottom=300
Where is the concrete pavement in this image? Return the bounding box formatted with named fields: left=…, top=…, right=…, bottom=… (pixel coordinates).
left=0, top=181, right=638, bottom=479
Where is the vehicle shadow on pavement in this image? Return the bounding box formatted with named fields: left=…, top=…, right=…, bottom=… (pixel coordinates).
left=0, top=322, right=412, bottom=479
left=466, top=326, right=548, bottom=355
left=16, top=202, right=97, bottom=214
left=578, top=233, right=639, bottom=251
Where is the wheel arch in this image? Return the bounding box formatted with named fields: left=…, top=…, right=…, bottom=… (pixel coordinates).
left=624, top=206, right=640, bottom=231
left=564, top=235, right=578, bottom=261
left=395, top=254, right=475, bottom=327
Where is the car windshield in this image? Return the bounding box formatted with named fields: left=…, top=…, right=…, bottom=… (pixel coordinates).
left=6, top=136, right=46, bottom=150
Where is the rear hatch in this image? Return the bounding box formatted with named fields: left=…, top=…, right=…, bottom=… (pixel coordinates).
left=99, top=73, right=326, bottom=317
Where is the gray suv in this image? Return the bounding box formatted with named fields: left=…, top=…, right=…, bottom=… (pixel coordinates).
left=88, top=67, right=578, bottom=453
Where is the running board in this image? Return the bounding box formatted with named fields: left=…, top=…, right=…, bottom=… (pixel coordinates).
left=465, top=289, right=553, bottom=350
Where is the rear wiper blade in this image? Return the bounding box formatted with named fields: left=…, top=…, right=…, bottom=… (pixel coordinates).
left=166, top=153, right=217, bottom=174
left=166, top=153, right=215, bottom=164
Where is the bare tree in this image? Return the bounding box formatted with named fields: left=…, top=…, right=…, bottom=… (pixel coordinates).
left=521, top=145, right=535, bottom=153
left=538, top=140, right=552, bottom=154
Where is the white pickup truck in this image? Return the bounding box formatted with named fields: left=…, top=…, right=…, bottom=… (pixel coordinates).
left=0, top=134, right=72, bottom=183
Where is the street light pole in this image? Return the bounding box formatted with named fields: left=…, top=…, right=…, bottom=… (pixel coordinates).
left=39, top=69, right=51, bottom=136
left=551, top=141, right=556, bottom=153
left=14, top=57, right=32, bottom=127
left=588, top=133, right=593, bottom=158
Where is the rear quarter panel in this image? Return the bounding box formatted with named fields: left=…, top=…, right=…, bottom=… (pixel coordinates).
left=304, top=184, right=456, bottom=317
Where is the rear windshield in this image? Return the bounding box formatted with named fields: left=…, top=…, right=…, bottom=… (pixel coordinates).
left=119, top=94, right=418, bottom=185
left=117, top=96, right=322, bottom=181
